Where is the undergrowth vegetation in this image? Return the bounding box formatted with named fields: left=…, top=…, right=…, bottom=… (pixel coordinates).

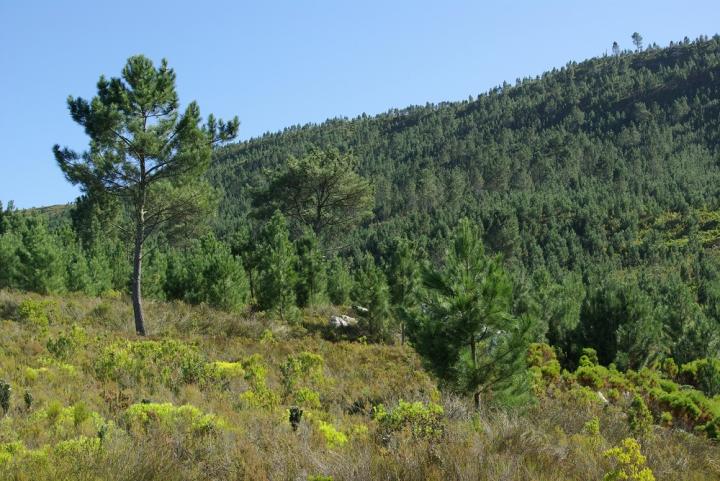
left=0, top=290, right=718, bottom=480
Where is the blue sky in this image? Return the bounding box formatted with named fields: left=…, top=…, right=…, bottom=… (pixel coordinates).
left=1, top=0, right=718, bottom=208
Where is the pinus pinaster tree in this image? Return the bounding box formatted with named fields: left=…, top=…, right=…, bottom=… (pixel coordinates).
left=387, top=237, right=421, bottom=344
left=54, top=55, right=238, bottom=335
left=253, top=148, right=374, bottom=243
left=409, top=218, right=535, bottom=409
left=256, top=211, right=299, bottom=321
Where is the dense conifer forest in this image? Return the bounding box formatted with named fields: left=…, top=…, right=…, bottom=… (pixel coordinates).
left=2, top=35, right=720, bottom=480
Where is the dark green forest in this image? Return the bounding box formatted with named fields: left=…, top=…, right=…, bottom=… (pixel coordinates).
left=3, top=34, right=720, bottom=372
left=211, top=33, right=720, bottom=370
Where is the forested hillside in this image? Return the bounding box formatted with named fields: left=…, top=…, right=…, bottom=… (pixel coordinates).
left=3, top=34, right=720, bottom=481
left=208, top=35, right=720, bottom=366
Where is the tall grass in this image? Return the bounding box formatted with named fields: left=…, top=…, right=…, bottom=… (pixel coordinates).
left=0, top=289, right=718, bottom=480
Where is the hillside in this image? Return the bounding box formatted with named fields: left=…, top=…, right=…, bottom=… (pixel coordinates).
left=0, top=290, right=719, bottom=480
left=4, top=34, right=720, bottom=480
left=211, top=36, right=720, bottom=262
left=201, top=35, right=720, bottom=369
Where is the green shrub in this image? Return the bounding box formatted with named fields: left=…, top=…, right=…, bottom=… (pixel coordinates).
left=702, top=416, right=720, bottom=439
left=294, top=387, right=322, bottom=409
left=317, top=420, right=348, bottom=448
left=603, top=438, right=656, bottom=481
left=580, top=347, right=599, bottom=367
left=28, top=402, right=106, bottom=442
left=660, top=358, right=678, bottom=379
left=660, top=411, right=673, bottom=427
left=374, top=400, right=444, bottom=439
left=239, top=354, right=279, bottom=409
left=124, top=402, right=225, bottom=435
left=681, top=358, right=720, bottom=396
left=628, top=395, right=653, bottom=437
left=207, top=361, right=245, bottom=389
left=308, top=475, right=333, bottom=481
left=0, top=381, right=10, bottom=415
left=583, top=416, right=601, bottom=436
left=0, top=442, right=24, bottom=465
left=576, top=364, right=608, bottom=389
left=17, top=298, right=58, bottom=328
left=94, top=339, right=208, bottom=391
left=281, top=351, right=325, bottom=400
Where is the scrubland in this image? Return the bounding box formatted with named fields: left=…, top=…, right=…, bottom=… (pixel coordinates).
left=0, top=290, right=718, bottom=481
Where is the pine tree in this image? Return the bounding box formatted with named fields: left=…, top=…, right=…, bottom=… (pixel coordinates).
left=409, top=218, right=535, bottom=409
left=632, top=32, right=644, bottom=51
left=257, top=212, right=299, bottom=321
left=295, top=229, right=327, bottom=307
left=326, top=256, right=353, bottom=305
left=386, top=238, right=421, bottom=344
left=166, top=234, right=249, bottom=311
left=353, top=253, right=392, bottom=342
left=252, top=148, right=374, bottom=243
left=54, top=55, right=238, bottom=335
left=16, top=216, right=66, bottom=294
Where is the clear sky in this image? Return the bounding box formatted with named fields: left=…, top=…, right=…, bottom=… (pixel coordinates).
left=0, top=0, right=718, bottom=208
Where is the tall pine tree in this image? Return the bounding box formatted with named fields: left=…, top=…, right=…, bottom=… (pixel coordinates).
left=54, top=55, right=238, bottom=335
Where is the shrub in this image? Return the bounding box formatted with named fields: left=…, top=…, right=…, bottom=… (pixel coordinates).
left=281, top=351, right=325, bottom=400
left=681, top=358, right=720, bottom=396
left=124, top=402, right=225, bottom=435
left=17, top=298, right=60, bottom=328
left=207, top=361, right=245, bottom=388
left=628, top=395, right=653, bottom=437
left=580, top=347, right=599, bottom=367
left=0, top=442, right=24, bottom=465
left=603, top=438, right=656, bottom=481
left=46, top=334, right=75, bottom=361
left=660, top=411, right=673, bottom=427
left=53, top=435, right=102, bottom=456
left=94, top=339, right=208, bottom=391
left=583, top=416, right=601, bottom=436
left=660, top=358, right=678, bottom=379
left=576, top=364, right=609, bottom=389
left=317, top=420, right=348, bottom=449
left=528, top=343, right=561, bottom=394
left=46, top=324, right=86, bottom=361
left=374, top=400, right=444, bottom=439
left=27, top=402, right=107, bottom=443
left=702, top=416, right=720, bottom=439
left=239, top=354, right=279, bottom=409
left=294, top=387, right=322, bottom=409
left=0, top=381, right=10, bottom=415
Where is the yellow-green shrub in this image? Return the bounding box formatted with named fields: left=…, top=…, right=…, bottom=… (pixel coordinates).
left=237, top=354, right=279, bottom=409
left=603, top=438, right=655, bottom=481
left=17, top=298, right=59, bottom=328
left=317, top=420, right=347, bottom=449
left=374, top=400, right=444, bottom=439
left=124, top=402, right=225, bottom=435
left=94, top=339, right=207, bottom=391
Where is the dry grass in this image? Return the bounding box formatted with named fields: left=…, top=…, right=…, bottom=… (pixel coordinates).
left=0, top=289, right=718, bottom=481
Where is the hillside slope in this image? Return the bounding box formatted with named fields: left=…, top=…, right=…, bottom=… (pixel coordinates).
left=210, top=35, right=720, bottom=265
left=0, top=290, right=719, bottom=481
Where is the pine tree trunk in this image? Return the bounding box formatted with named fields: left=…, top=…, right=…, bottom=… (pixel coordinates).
left=132, top=209, right=146, bottom=336
left=471, top=336, right=478, bottom=409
